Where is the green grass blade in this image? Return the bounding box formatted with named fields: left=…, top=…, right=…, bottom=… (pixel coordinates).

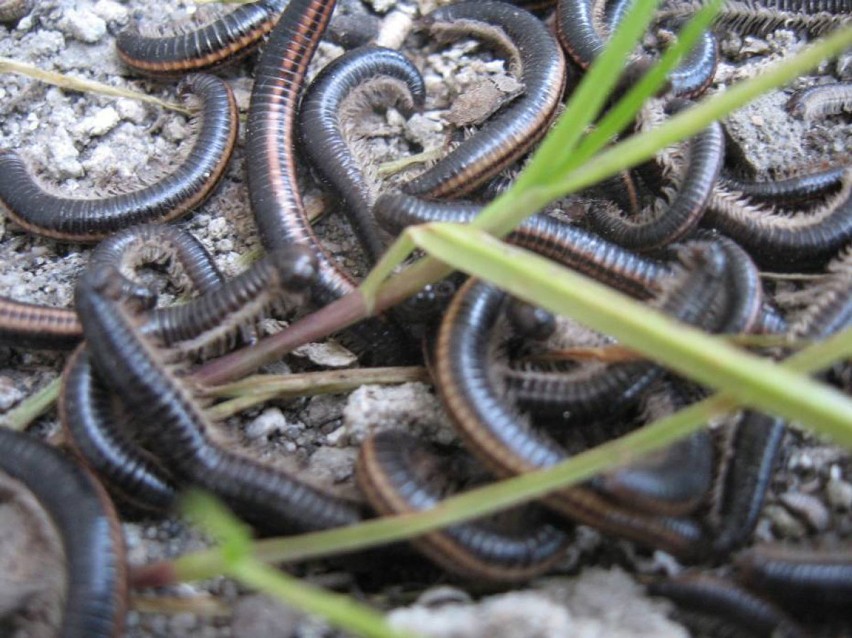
left=0, top=377, right=60, bottom=431
left=230, top=561, right=418, bottom=638
left=360, top=231, right=417, bottom=310
left=539, top=24, right=852, bottom=202
left=508, top=0, right=663, bottom=193
left=568, top=0, right=724, bottom=169
left=183, top=492, right=417, bottom=638
left=408, top=223, right=852, bottom=445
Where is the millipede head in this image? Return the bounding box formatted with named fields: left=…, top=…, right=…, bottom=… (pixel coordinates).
left=268, top=245, right=317, bottom=293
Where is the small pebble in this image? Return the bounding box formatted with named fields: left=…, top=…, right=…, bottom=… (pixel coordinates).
left=92, top=0, right=127, bottom=23
left=0, top=376, right=24, bottom=411
left=375, top=10, right=414, bottom=49
left=76, top=106, right=119, bottom=137
left=343, top=382, right=452, bottom=445
left=328, top=13, right=380, bottom=49
left=169, top=612, right=198, bottom=634
left=779, top=491, right=830, bottom=531
left=115, top=98, right=147, bottom=124
left=416, top=586, right=473, bottom=608
left=21, top=30, right=65, bottom=56
left=363, top=0, right=397, bottom=14
left=60, top=8, right=107, bottom=43
left=162, top=118, right=190, bottom=143
left=826, top=467, right=852, bottom=511
left=82, top=144, right=116, bottom=173
left=740, top=36, right=770, bottom=56
left=47, top=130, right=83, bottom=178
left=448, top=80, right=509, bottom=127
left=245, top=408, right=288, bottom=440
left=303, top=395, right=346, bottom=429
left=232, top=595, right=305, bottom=638
left=292, top=342, right=357, bottom=368
left=765, top=504, right=807, bottom=539
left=207, top=217, right=228, bottom=240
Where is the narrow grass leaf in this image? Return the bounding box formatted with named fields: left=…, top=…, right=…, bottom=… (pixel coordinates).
left=184, top=492, right=418, bottom=638
left=0, top=377, right=60, bottom=431
left=539, top=24, right=852, bottom=202
left=230, top=561, right=419, bottom=638
left=408, top=223, right=852, bottom=444
left=568, top=0, right=724, bottom=169
left=182, top=491, right=252, bottom=567
left=507, top=0, right=663, bottom=194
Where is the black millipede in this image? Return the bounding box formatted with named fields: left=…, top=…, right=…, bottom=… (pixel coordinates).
left=356, top=430, right=570, bottom=582
left=246, top=0, right=416, bottom=364
left=586, top=110, right=724, bottom=251
left=753, top=303, right=789, bottom=335
left=505, top=298, right=557, bottom=340
left=432, top=255, right=734, bottom=558
left=87, top=223, right=225, bottom=310
left=61, top=346, right=178, bottom=515
left=0, top=427, right=127, bottom=638
left=556, top=0, right=718, bottom=97
left=299, top=46, right=426, bottom=261
left=504, top=356, right=661, bottom=421
left=0, top=296, right=82, bottom=350
left=245, top=0, right=412, bottom=362
left=598, top=430, right=714, bottom=516
left=116, top=0, right=289, bottom=77
left=74, top=259, right=363, bottom=535
left=87, top=224, right=323, bottom=358
left=373, top=192, right=672, bottom=299
left=709, top=235, right=765, bottom=334
left=685, top=231, right=772, bottom=335
left=755, top=0, right=852, bottom=14
left=61, top=241, right=331, bottom=515
left=0, top=224, right=227, bottom=351
left=246, top=0, right=350, bottom=305
left=648, top=572, right=806, bottom=638
left=665, top=31, right=719, bottom=99
left=0, top=74, right=238, bottom=242
left=594, top=381, right=714, bottom=517
left=788, top=246, right=852, bottom=340
left=143, top=246, right=317, bottom=358
left=787, top=82, right=852, bottom=119
left=62, top=224, right=223, bottom=513
left=736, top=544, right=852, bottom=612
left=703, top=166, right=852, bottom=271
left=402, top=1, right=567, bottom=199
left=659, top=0, right=849, bottom=37
left=720, top=166, right=846, bottom=206
left=711, top=411, right=786, bottom=556
left=501, top=240, right=731, bottom=421
left=299, top=45, right=425, bottom=263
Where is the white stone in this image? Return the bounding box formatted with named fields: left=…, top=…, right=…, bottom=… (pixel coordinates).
left=61, top=9, right=107, bottom=43
left=77, top=106, right=120, bottom=137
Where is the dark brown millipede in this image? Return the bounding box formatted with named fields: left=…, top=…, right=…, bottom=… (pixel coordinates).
left=0, top=427, right=127, bottom=638
left=0, top=74, right=238, bottom=242
left=116, top=0, right=290, bottom=77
